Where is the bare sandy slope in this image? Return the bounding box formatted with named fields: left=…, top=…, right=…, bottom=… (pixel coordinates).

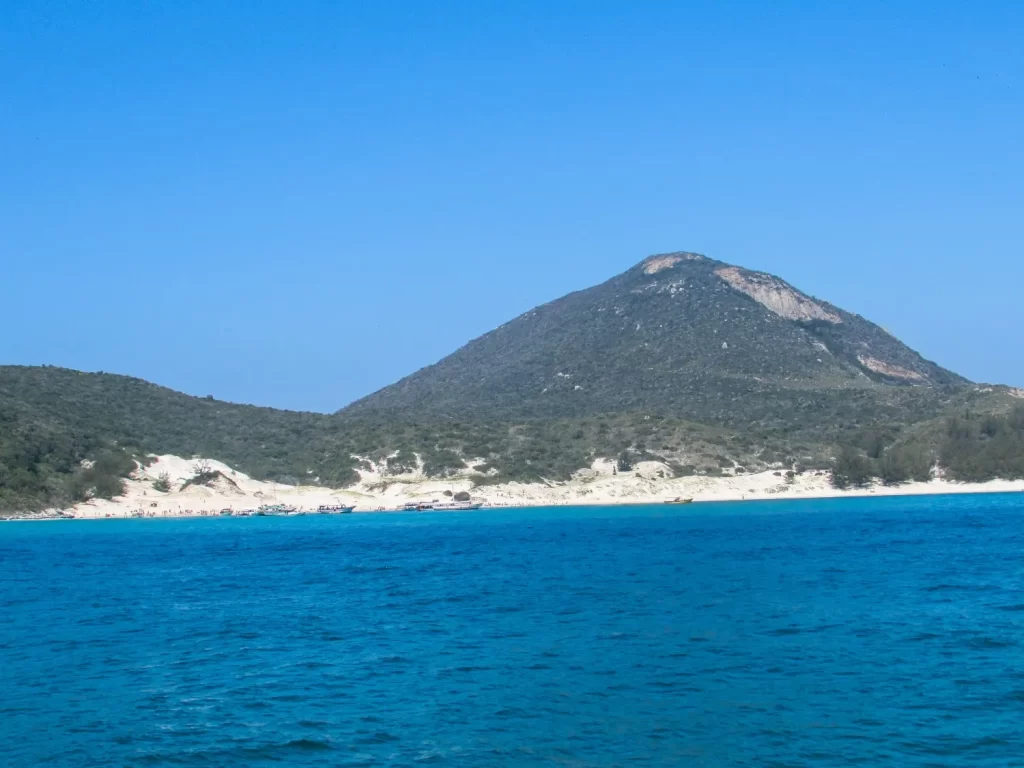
left=65, top=455, right=1024, bottom=518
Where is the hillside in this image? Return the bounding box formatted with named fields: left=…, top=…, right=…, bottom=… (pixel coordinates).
left=343, top=252, right=966, bottom=428
left=0, top=366, right=351, bottom=510
left=2, top=365, right=785, bottom=508
left=2, top=252, right=1023, bottom=512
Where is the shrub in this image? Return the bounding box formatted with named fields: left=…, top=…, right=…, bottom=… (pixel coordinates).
left=152, top=472, right=172, bottom=492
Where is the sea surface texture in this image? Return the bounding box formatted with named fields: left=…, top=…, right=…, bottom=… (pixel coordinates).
left=3, top=495, right=1024, bottom=767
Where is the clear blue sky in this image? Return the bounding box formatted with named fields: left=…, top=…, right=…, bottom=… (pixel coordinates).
left=2, top=1, right=1021, bottom=412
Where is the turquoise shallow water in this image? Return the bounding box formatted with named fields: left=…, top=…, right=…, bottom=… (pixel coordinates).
left=2, top=494, right=1024, bottom=767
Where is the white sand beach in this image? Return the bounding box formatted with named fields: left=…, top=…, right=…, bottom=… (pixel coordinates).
left=60, top=454, right=1024, bottom=519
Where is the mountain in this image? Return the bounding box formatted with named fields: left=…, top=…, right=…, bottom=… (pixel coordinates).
left=2, top=252, right=1022, bottom=512
left=343, top=252, right=965, bottom=426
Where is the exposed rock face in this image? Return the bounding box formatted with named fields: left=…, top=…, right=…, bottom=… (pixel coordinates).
left=857, top=356, right=928, bottom=383
left=643, top=252, right=704, bottom=274
left=715, top=266, right=842, bottom=324
left=643, top=255, right=683, bottom=274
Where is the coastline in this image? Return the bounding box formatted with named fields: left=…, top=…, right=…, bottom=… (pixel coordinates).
left=8, top=454, right=1022, bottom=520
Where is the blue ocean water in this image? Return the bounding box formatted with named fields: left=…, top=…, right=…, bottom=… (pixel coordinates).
left=2, top=495, right=1024, bottom=767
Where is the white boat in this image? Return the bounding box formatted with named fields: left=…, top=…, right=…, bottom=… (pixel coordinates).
left=431, top=501, right=483, bottom=511
left=256, top=504, right=296, bottom=516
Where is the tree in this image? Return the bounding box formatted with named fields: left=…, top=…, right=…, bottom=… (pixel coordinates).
left=616, top=451, right=634, bottom=473
left=857, top=428, right=891, bottom=460
left=830, top=446, right=874, bottom=489
left=92, top=473, right=126, bottom=499
left=878, top=446, right=932, bottom=486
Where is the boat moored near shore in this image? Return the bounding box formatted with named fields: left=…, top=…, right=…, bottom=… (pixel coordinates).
left=317, top=504, right=355, bottom=514
left=256, top=504, right=297, bottom=516
left=431, top=500, right=483, bottom=511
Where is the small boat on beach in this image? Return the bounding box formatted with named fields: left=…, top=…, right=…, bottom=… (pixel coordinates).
left=664, top=497, right=694, bottom=505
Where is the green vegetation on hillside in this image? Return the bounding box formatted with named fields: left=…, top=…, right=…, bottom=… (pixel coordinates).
left=342, top=253, right=965, bottom=422
left=830, top=405, right=1024, bottom=488
left=4, top=365, right=1021, bottom=513
left=940, top=406, right=1024, bottom=482
left=0, top=366, right=355, bottom=510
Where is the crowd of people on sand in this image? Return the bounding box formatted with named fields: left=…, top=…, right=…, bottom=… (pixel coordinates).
left=76, top=504, right=502, bottom=519
left=39, top=495, right=542, bottom=520
left=129, top=508, right=218, bottom=518
left=85, top=508, right=226, bottom=519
